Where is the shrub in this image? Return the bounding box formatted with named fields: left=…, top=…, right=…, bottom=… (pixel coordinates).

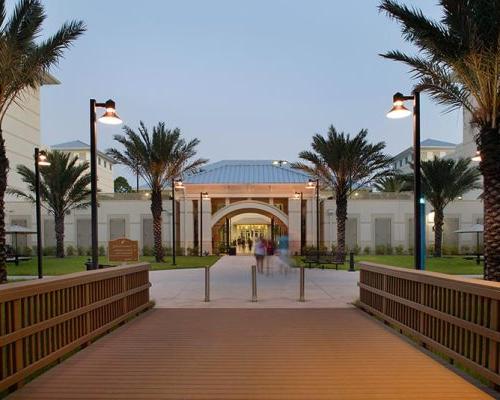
left=375, top=245, right=386, bottom=255
left=395, top=244, right=404, bottom=255
left=442, top=245, right=459, bottom=256
left=407, top=246, right=414, bottom=255
left=43, top=246, right=56, bottom=256
left=187, top=247, right=198, bottom=256
left=98, top=245, right=106, bottom=256
left=20, top=246, right=33, bottom=257
left=85, top=247, right=92, bottom=256
left=142, top=245, right=153, bottom=257
left=66, top=245, right=75, bottom=256
left=460, top=245, right=470, bottom=255
left=427, top=244, right=434, bottom=256
left=350, top=244, right=361, bottom=255
left=77, top=246, right=86, bottom=256
left=363, top=246, right=371, bottom=255
left=385, top=245, right=393, bottom=255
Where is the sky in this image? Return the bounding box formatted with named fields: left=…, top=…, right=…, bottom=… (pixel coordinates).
left=13, top=0, right=464, bottom=180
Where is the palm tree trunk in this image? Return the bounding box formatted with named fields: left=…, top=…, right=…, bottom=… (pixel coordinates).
left=55, top=213, right=65, bottom=258
left=480, top=127, right=500, bottom=281
left=433, top=208, right=444, bottom=258
left=336, top=193, right=347, bottom=261
left=0, top=128, right=8, bottom=283
left=151, top=188, right=164, bottom=262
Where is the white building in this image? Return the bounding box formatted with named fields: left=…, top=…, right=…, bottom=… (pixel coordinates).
left=51, top=140, right=115, bottom=193
left=391, top=138, right=457, bottom=173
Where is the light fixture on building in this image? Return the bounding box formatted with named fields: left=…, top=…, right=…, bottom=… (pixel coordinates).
left=174, top=179, right=184, bottom=189
left=272, top=160, right=288, bottom=166
left=306, top=179, right=316, bottom=189
left=471, top=151, right=481, bottom=162
left=201, top=192, right=210, bottom=200
left=293, top=192, right=301, bottom=200
left=97, top=100, right=122, bottom=125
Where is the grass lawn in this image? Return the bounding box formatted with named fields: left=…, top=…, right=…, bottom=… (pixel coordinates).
left=294, top=254, right=483, bottom=275
left=6, top=255, right=220, bottom=276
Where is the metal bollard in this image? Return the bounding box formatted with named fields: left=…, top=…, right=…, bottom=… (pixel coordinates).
left=299, top=265, right=305, bottom=302
left=349, top=251, right=355, bottom=272
left=251, top=265, right=257, bottom=302
left=204, top=266, right=210, bottom=302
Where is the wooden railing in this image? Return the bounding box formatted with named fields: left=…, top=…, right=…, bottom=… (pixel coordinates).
left=358, top=262, right=500, bottom=387
left=0, top=263, right=152, bottom=392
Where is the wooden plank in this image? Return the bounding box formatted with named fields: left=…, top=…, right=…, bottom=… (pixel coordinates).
left=8, top=309, right=493, bottom=400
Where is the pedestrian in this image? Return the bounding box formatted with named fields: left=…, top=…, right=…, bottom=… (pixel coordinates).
left=254, top=236, right=266, bottom=273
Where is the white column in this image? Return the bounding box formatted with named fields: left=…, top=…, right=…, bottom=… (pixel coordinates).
left=180, top=199, right=194, bottom=251
left=288, top=198, right=301, bottom=255
left=201, top=199, right=211, bottom=255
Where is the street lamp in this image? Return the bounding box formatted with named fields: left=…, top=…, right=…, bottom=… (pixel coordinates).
left=171, top=178, right=184, bottom=265
left=90, top=99, right=122, bottom=270
left=34, top=148, right=50, bottom=279
left=387, top=90, right=423, bottom=270
left=200, top=192, right=209, bottom=256
left=306, top=179, right=320, bottom=260
left=471, top=151, right=482, bottom=162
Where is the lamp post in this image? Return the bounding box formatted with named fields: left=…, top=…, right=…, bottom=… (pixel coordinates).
left=171, top=179, right=184, bottom=265
left=89, top=99, right=122, bottom=270
left=294, top=191, right=304, bottom=253
left=200, top=192, right=209, bottom=257
left=387, top=90, right=423, bottom=270
left=34, top=148, right=50, bottom=279
left=306, top=179, right=320, bottom=260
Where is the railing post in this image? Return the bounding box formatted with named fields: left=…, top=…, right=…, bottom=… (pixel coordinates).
left=251, top=265, right=257, bottom=302
left=349, top=252, right=355, bottom=272
left=299, top=266, right=305, bottom=302
left=13, top=299, right=24, bottom=389
left=204, top=266, right=210, bottom=302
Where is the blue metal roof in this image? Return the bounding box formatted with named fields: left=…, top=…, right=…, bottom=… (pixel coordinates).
left=185, top=160, right=310, bottom=184
left=420, top=139, right=456, bottom=148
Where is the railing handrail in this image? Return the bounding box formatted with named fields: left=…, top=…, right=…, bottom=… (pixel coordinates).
left=0, top=263, right=149, bottom=302
left=358, top=261, right=500, bottom=299
left=0, top=262, right=152, bottom=392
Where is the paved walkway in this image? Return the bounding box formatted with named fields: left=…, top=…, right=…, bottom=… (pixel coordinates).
left=10, top=308, right=493, bottom=399
left=151, top=256, right=359, bottom=308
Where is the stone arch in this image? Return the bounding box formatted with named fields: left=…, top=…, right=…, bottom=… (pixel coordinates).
left=211, top=200, right=288, bottom=228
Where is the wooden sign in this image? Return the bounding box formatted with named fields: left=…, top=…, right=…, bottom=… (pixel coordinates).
left=108, top=238, right=139, bottom=262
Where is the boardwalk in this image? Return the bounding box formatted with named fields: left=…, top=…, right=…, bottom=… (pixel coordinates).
left=10, top=308, right=492, bottom=399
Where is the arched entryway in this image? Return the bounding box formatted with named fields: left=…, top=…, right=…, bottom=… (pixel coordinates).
left=211, top=201, right=288, bottom=255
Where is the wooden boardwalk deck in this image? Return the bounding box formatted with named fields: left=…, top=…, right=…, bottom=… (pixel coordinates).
left=9, top=308, right=493, bottom=399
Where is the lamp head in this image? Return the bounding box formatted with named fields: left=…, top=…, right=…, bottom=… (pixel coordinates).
left=98, top=99, right=122, bottom=125
left=202, top=192, right=209, bottom=200
left=293, top=192, right=301, bottom=199
left=387, top=92, right=412, bottom=119
left=174, top=179, right=184, bottom=189
left=471, top=151, right=481, bottom=162
left=306, top=179, right=316, bottom=189
left=37, top=150, right=51, bottom=166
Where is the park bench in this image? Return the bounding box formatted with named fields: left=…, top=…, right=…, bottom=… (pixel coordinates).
left=302, top=252, right=346, bottom=270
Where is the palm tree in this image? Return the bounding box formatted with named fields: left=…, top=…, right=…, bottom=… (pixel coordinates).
left=374, top=173, right=411, bottom=192
left=379, top=1, right=500, bottom=279
left=8, top=151, right=91, bottom=258
left=0, top=0, right=85, bottom=280
left=107, top=122, right=207, bottom=262
left=292, top=126, right=393, bottom=259
left=405, top=157, right=480, bottom=257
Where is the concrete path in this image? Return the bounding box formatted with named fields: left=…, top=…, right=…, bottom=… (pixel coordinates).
left=151, top=255, right=358, bottom=308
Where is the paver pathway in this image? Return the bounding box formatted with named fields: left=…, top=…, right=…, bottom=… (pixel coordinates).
left=10, top=308, right=493, bottom=399
left=151, top=255, right=359, bottom=308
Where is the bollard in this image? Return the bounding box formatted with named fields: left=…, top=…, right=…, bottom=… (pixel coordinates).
left=299, top=265, right=305, bottom=302
left=251, top=265, right=257, bottom=302
left=349, top=252, right=355, bottom=272
left=204, top=266, right=210, bottom=302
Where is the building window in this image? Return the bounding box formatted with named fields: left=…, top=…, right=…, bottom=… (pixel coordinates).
left=104, top=161, right=107, bottom=168
left=98, top=158, right=101, bottom=166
